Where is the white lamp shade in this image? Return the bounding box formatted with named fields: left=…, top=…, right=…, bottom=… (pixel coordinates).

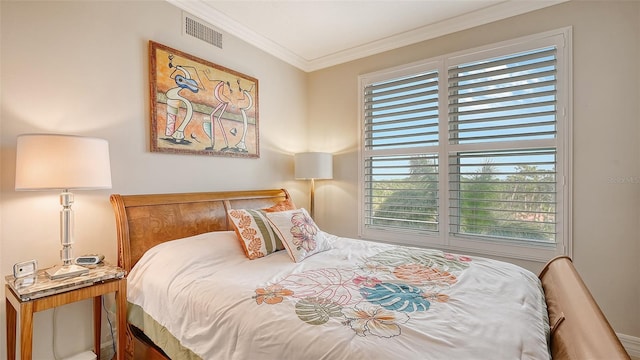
left=294, top=152, right=333, bottom=180
left=15, top=134, right=112, bottom=190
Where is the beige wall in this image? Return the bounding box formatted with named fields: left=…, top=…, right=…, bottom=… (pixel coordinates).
left=309, top=0, right=640, bottom=338
left=0, top=1, right=308, bottom=358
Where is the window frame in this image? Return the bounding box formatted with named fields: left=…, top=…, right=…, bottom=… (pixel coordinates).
left=357, top=27, right=572, bottom=262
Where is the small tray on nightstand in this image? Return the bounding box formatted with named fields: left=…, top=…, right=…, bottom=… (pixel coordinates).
left=5, top=263, right=125, bottom=301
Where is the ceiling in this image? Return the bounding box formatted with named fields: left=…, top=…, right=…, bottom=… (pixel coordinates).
left=168, top=0, right=567, bottom=72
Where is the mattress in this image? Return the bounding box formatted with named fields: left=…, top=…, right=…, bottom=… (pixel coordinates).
left=126, top=231, right=550, bottom=359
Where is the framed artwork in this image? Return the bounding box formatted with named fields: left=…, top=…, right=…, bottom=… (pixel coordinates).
left=149, top=40, right=259, bottom=158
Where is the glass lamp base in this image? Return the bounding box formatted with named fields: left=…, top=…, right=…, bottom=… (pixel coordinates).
left=46, top=264, right=89, bottom=280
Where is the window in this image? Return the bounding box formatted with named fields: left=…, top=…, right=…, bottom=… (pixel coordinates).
left=359, top=28, right=571, bottom=261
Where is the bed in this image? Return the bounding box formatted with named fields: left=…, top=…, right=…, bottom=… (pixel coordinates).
left=110, top=188, right=630, bottom=360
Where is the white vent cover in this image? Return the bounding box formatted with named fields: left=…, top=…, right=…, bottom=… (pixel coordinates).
left=183, top=13, right=223, bottom=49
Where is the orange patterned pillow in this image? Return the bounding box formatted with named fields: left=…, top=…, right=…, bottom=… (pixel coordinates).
left=228, top=209, right=284, bottom=260
left=262, top=198, right=296, bottom=213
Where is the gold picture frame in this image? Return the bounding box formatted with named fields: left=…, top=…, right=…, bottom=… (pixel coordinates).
left=149, top=41, right=259, bottom=158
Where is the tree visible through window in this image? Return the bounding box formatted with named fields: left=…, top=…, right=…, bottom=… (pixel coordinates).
left=367, top=155, right=438, bottom=231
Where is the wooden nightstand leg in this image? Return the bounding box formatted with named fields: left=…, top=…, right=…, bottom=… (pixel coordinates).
left=19, top=302, right=34, bottom=360
left=93, top=296, right=102, bottom=359
left=115, top=280, right=127, bottom=360
left=6, top=297, right=17, bottom=360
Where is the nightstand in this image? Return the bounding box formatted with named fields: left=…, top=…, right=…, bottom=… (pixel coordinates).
left=5, top=264, right=126, bottom=360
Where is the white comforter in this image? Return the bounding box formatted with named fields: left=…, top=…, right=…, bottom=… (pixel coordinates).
left=127, top=231, right=550, bottom=360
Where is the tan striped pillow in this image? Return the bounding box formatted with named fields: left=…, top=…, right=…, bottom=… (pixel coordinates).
left=227, top=209, right=284, bottom=260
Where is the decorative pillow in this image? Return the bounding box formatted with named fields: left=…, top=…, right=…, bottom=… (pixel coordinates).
left=262, top=198, right=296, bottom=213
left=265, top=208, right=331, bottom=262
left=227, top=209, right=284, bottom=260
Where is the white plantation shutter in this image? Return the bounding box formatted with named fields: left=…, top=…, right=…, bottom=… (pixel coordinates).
left=364, top=154, right=439, bottom=232
left=364, top=71, right=439, bottom=150
left=362, top=68, right=440, bottom=233
left=448, top=149, right=557, bottom=243
left=359, top=28, right=570, bottom=260
left=448, top=47, right=557, bottom=144
left=447, top=46, right=559, bottom=244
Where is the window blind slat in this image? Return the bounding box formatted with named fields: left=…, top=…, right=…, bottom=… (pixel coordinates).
left=449, top=100, right=556, bottom=118
left=367, top=106, right=439, bottom=122
left=449, top=69, right=556, bottom=94
left=450, top=90, right=556, bottom=110
left=449, top=59, right=557, bottom=84
left=449, top=111, right=555, bottom=126
left=366, top=72, right=438, bottom=93
left=449, top=79, right=556, bottom=101
left=365, top=87, right=438, bottom=104
left=365, top=114, right=439, bottom=128
left=366, top=125, right=438, bottom=137
left=366, top=131, right=439, bottom=143
left=448, top=48, right=556, bottom=76
left=451, top=120, right=556, bottom=134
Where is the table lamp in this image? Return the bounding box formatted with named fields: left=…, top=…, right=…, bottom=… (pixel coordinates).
left=294, top=152, right=333, bottom=218
left=15, top=134, right=112, bottom=279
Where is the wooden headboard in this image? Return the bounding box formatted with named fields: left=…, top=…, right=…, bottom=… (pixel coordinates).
left=110, top=188, right=290, bottom=272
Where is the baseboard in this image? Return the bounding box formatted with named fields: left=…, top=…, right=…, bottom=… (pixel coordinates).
left=100, top=339, right=116, bottom=360
left=62, top=351, right=97, bottom=360
left=619, top=333, right=640, bottom=358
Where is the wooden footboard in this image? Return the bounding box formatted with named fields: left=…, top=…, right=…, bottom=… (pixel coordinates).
left=539, top=256, right=630, bottom=360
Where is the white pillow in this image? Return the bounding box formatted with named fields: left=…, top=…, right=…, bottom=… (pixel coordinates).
left=265, top=208, right=331, bottom=262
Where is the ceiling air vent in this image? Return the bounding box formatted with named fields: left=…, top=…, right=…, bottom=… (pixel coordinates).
left=183, top=14, right=223, bottom=49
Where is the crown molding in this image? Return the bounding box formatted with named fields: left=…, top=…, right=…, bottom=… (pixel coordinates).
left=167, top=0, right=568, bottom=73
left=166, top=0, right=309, bottom=70
left=305, top=0, right=569, bottom=71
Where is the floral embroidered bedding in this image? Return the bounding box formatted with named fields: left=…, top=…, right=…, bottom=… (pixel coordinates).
left=126, top=230, right=550, bottom=359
